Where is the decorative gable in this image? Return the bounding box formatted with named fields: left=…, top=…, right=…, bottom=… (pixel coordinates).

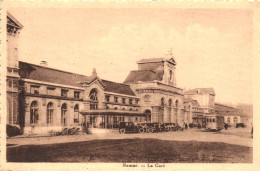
left=81, top=77, right=105, bottom=90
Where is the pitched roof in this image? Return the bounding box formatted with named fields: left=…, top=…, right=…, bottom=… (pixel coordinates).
left=19, top=61, right=94, bottom=87
left=215, top=103, right=238, bottom=111
left=215, top=103, right=240, bottom=116
left=101, top=80, right=136, bottom=96
left=137, top=57, right=176, bottom=65
left=184, top=88, right=215, bottom=95
left=137, top=58, right=164, bottom=64
left=7, top=11, right=24, bottom=29
left=184, top=98, right=200, bottom=107
left=123, top=70, right=164, bottom=83
left=192, top=100, right=200, bottom=107
left=19, top=61, right=137, bottom=96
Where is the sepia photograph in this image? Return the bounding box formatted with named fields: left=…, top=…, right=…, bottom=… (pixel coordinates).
left=1, top=0, right=258, bottom=170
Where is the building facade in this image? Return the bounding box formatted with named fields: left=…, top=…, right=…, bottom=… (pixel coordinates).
left=124, top=53, right=186, bottom=126
left=215, top=103, right=241, bottom=126
left=6, top=12, right=23, bottom=126
left=6, top=12, right=243, bottom=135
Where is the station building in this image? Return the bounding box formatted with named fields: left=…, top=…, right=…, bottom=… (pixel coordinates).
left=6, top=12, right=242, bottom=134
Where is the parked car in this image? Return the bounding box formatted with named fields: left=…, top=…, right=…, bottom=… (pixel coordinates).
left=119, top=122, right=141, bottom=134
left=236, top=123, right=245, bottom=128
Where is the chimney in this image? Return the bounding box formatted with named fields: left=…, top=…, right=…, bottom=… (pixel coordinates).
left=92, top=68, right=97, bottom=77
left=40, top=61, right=48, bottom=67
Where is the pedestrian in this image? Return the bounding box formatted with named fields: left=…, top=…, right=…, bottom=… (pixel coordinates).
left=224, top=123, right=228, bottom=130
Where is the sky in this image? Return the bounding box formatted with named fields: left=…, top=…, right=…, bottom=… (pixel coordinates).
left=8, top=7, right=253, bottom=105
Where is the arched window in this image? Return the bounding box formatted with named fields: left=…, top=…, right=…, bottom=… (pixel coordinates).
left=144, top=109, right=152, bottom=123
left=47, top=102, right=54, bottom=124
left=61, top=103, right=67, bottom=125
left=122, top=108, right=125, bottom=110
left=227, top=117, right=230, bottom=124
left=168, top=99, right=172, bottom=107
left=89, top=89, right=98, bottom=101
left=89, top=89, right=98, bottom=110
left=114, top=107, right=118, bottom=110
left=175, top=100, right=179, bottom=108
left=161, top=97, right=164, bottom=107
left=74, top=104, right=79, bottom=123
left=129, top=108, right=133, bottom=111
left=30, top=101, right=39, bottom=124
left=169, top=70, right=173, bottom=81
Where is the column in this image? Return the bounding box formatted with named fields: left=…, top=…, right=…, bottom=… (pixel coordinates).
left=189, top=109, right=193, bottom=124
left=24, top=97, right=31, bottom=127
left=176, top=108, right=180, bottom=125
left=151, top=106, right=160, bottom=123
left=171, top=107, right=175, bottom=123
left=164, top=106, right=171, bottom=123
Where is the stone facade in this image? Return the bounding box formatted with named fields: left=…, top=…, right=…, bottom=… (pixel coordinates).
left=6, top=12, right=243, bottom=135
left=6, top=12, right=23, bottom=126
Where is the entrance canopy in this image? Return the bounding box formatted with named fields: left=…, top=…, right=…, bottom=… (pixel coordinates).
left=80, top=109, right=145, bottom=116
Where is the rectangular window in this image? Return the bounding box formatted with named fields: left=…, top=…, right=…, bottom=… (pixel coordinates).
left=47, top=87, right=55, bottom=95
left=61, top=89, right=68, bottom=97
left=13, top=80, right=18, bottom=88
left=30, top=85, right=40, bottom=94
left=7, top=68, right=11, bottom=72
left=13, top=69, right=18, bottom=73
left=129, top=99, right=133, bottom=105
left=74, top=91, right=80, bottom=98
left=135, top=99, right=139, bottom=105
left=105, top=95, right=110, bottom=102
left=122, top=98, right=126, bottom=104
left=114, top=97, right=118, bottom=103
left=8, top=80, right=12, bottom=87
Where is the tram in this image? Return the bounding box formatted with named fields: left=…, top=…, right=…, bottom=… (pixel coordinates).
left=205, top=115, right=224, bottom=131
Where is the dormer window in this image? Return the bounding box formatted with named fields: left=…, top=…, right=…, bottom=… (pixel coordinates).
left=61, top=89, right=68, bottom=97
left=105, top=95, right=110, bottom=102
left=74, top=91, right=80, bottom=98
left=122, top=98, right=126, bottom=104
left=114, top=97, right=118, bottom=103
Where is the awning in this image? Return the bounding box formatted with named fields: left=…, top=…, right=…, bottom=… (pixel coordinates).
left=80, top=109, right=145, bottom=116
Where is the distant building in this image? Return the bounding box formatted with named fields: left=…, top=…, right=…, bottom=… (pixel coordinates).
left=184, top=88, right=215, bottom=115
left=184, top=97, right=205, bottom=126
left=215, top=103, right=241, bottom=126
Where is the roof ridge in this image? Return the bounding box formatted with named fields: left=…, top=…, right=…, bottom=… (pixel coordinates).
left=19, top=61, right=90, bottom=78
left=101, top=79, right=131, bottom=87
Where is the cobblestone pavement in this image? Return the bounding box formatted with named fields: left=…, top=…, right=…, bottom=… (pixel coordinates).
left=7, top=127, right=252, bottom=148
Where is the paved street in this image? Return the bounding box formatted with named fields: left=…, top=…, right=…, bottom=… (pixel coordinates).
left=7, top=127, right=252, bottom=148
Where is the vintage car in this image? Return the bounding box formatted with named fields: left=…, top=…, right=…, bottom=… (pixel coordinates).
left=161, top=123, right=180, bottom=131
left=236, top=123, right=245, bottom=128
left=119, top=122, right=142, bottom=134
